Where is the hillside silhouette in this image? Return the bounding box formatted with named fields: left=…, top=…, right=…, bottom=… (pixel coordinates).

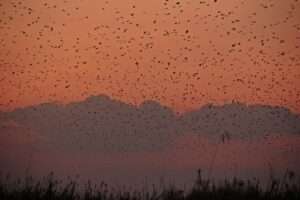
left=0, top=95, right=299, bottom=152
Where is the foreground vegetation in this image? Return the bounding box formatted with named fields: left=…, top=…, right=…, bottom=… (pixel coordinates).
left=0, top=169, right=299, bottom=200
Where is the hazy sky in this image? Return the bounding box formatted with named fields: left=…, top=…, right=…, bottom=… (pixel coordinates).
left=0, top=0, right=299, bottom=112
left=0, top=0, right=300, bottom=186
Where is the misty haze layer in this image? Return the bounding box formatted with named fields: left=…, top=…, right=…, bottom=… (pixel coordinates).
left=0, top=95, right=300, bottom=185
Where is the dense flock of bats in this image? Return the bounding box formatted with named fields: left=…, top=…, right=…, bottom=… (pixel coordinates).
left=0, top=0, right=299, bottom=109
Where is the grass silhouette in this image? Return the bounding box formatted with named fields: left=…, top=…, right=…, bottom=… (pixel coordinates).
left=0, top=169, right=299, bottom=200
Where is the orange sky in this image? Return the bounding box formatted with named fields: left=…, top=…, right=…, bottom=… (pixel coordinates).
left=0, top=0, right=299, bottom=113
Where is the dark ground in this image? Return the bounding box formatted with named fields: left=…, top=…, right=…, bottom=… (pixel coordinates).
left=1, top=169, right=299, bottom=200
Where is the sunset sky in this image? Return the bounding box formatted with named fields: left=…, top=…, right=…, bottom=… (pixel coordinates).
left=0, top=0, right=299, bottom=112
left=0, top=0, right=300, bottom=186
